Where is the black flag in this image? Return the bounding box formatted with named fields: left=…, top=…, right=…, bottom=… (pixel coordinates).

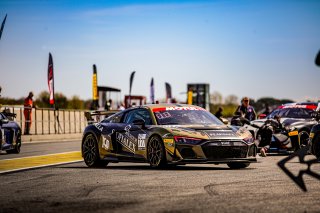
left=0, top=14, right=7, bottom=40
left=150, top=78, right=155, bottom=104
left=165, top=82, right=172, bottom=103
left=128, top=71, right=136, bottom=106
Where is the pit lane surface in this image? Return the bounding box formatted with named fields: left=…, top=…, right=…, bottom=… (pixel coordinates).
left=0, top=140, right=320, bottom=213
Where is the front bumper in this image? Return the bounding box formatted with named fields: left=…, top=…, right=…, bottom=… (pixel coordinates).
left=174, top=140, right=257, bottom=164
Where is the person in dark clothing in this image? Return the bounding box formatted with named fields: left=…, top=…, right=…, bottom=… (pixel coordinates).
left=214, top=107, right=223, bottom=121
left=260, top=115, right=283, bottom=157
left=262, top=103, right=271, bottom=115
left=234, top=97, right=256, bottom=122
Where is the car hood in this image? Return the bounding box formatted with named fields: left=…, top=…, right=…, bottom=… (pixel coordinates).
left=251, top=118, right=314, bottom=128
left=161, top=124, right=251, bottom=141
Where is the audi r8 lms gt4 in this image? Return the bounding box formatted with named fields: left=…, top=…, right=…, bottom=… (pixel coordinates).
left=82, top=104, right=257, bottom=169
left=0, top=112, right=22, bottom=154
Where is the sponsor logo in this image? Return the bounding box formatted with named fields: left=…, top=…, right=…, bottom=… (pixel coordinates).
left=102, top=138, right=110, bottom=150
left=138, top=134, right=146, bottom=150
left=288, top=131, right=298, bottom=136
left=163, top=138, right=174, bottom=143
left=166, top=106, right=205, bottom=111
left=206, top=131, right=235, bottom=137
left=221, top=142, right=230, bottom=145
left=94, top=123, right=103, bottom=132
left=116, top=132, right=136, bottom=153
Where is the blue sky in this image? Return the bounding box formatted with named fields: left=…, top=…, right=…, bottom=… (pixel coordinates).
left=0, top=0, right=320, bottom=103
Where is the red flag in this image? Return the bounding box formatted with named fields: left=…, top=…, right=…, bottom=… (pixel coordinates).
left=48, top=53, right=54, bottom=105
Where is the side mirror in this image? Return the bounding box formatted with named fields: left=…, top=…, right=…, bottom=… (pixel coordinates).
left=316, top=50, right=320, bottom=66
left=259, top=114, right=267, bottom=119
left=0, top=118, right=9, bottom=126
left=311, top=112, right=320, bottom=121
left=132, top=119, right=146, bottom=128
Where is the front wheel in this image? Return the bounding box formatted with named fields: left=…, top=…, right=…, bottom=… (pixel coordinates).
left=82, top=134, right=107, bottom=167
left=227, top=162, right=250, bottom=169
left=311, top=133, right=320, bottom=159
left=147, top=136, right=167, bottom=168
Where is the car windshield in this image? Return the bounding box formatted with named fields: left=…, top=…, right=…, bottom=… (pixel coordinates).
left=153, top=107, right=223, bottom=125
left=267, top=108, right=313, bottom=119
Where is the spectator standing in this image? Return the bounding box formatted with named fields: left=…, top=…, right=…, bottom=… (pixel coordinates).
left=234, top=97, right=256, bottom=122
left=24, top=91, right=34, bottom=135
left=214, top=107, right=223, bottom=121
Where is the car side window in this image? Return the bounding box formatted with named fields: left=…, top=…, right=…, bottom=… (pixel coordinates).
left=124, top=109, right=153, bottom=125
left=103, top=112, right=124, bottom=123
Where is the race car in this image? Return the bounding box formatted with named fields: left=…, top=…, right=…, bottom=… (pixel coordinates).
left=0, top=111, right=22, bottom=154
left=81, top=104, right=257, bottom=169
left=309, top=111, right=320, bottom=160
left=250, top=104, right=319, bottom=152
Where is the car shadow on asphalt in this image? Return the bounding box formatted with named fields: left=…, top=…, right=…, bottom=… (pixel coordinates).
left=59, top=163, right=256, bottom=171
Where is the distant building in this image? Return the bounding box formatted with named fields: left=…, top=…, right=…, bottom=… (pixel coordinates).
left=187, top=83, right=210, bottom=110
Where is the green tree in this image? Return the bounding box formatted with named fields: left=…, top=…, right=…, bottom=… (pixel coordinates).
left=68, top=96, right=84, bottom=109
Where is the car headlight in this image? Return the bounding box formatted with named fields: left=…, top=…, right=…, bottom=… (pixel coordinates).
left=174, top=136, right=202, bottom=145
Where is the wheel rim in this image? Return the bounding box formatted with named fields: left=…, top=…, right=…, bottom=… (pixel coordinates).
left=148, top=137, right=162, bottom=167
left=299, top=131, right=309, bottom=147
left=83, top=135, right=97, bottom=166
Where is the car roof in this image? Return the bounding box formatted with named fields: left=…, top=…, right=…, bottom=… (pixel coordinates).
left=131, top=103, right=205, bottom=111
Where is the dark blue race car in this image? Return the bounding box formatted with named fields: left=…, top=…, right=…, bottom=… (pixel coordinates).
left=0, top=111, right=22, bottom=154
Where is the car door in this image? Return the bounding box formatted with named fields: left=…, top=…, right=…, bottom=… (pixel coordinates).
left=115, top=108, right=152, bottom=158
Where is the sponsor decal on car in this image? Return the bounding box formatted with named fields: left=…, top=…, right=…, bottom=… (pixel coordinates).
left=205, top=131, right=236, bottom=138
left=102, top=138, right=110, bottom=150
left=288, top=131, right=298, bottom=136
left=152, top=107, right=205, bottom=112
left=94, top=123, right=103, bottom=132
left=138, top=134, right=146, bottom=150
left=116, top=132, right=136, bottom=153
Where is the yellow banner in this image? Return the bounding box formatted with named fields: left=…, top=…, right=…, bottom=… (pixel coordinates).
left=92, top=73, right=98, bottom=100
left=187, top=91, right=193, bottom=105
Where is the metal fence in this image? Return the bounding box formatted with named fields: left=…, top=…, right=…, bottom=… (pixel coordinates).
left=1, top=106, right=87, bottom=135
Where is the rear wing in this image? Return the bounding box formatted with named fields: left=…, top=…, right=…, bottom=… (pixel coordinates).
left=84, top=110, right=119, bottom=124
left=2, top=108, right=16, bottom=121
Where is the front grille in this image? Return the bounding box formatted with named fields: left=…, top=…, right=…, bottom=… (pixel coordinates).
left=202, top=144, right=248, bottom=159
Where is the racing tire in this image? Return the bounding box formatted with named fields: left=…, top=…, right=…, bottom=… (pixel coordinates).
left=227, top=162, right=250, bottom=169
left=82, top=134, right=108, bottom=168
left=147, top=136, right=167, bottom=168
left=6, top=130, right=21, bottom=154
left=311, top=133, right=320, bottom=159
left=298, top=130, right=309, bottom=147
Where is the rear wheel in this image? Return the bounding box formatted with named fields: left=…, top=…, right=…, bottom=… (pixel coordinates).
left=82, top=134, right=107, bottom=167
left=227, top=162, right=250, bottom=169
left=147, top=136, right=167, bottom=168
left=6, top=130, right=21, bottom=154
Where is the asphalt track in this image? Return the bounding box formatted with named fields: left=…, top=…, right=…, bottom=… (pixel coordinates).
left=0, top=140, right=320, bottom=213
